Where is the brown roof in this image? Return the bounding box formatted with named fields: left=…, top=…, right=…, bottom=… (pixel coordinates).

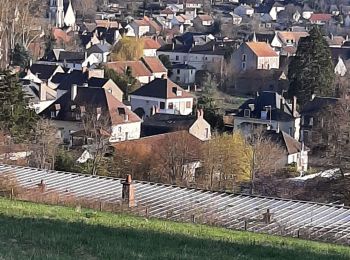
left=105, top=92, right=141, bottom=125
left=246, top=42, right=279, bottom=57
left=112, top=130, right=201, bottom=153
left=142, top=57, right=167, bottom=73
left=143, top=38, right=161, bottom=49
left=196, top=15, right=214, bottom=21
left=105, top=61, right=153, bottom=77
left=133, top=19, right=150, bottom=27
left=277, top=31, right=309, bottom=44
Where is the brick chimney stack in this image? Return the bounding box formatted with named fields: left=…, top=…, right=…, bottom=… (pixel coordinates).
left=121, top=174, right=135, bottom=207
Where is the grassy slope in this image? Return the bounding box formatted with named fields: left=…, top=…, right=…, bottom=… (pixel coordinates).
left=0, top=198, right=349, bottom=260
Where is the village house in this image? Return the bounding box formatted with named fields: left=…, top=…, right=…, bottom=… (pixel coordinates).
left=309, top=13, right=333, bottom=25
left=39, top=86, right=138, bottom=144
left=264, top=130, right=309, bottom=172
left=157, top=40, right=226, bottom=73
left=130, top=19, right=150, bottom=37
left=24, top=64, right=65, bottom=85
left=143, top=38, right=161, bottom=57
left=271, top=31, right=309, bottom=54
left=105, top=61, right=154, bottom=85
left=129, top=78, right=194, bottom=117
left=142, top=109, right=211, bottom=141
left=193, top=15, right=215, bottom=27
left=141, top=57, right=168, bottom=79
left=300, top=95, right=339, bottom=147
left=232, top=91, right=300, bottom=140
left=234, top=4, right=254, bottom=17
left=169, top=63, right=196, bottom=86
left=231, top=41, right=279, bottom=71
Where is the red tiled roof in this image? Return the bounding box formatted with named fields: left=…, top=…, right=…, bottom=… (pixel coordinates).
left=141, top=57, right=167, bottom=74
left=143, top=38, right=161, bottom=49
left=95, top=20, right=119, bottom=28
left=105, top=92, right=141, bottom=125
left=309, top=13, right=332, bottom=22
left=105, top=61, right=153, bottom=77
left=52, top=28, right=72, bottom=43
left=277, top=31, right=309, bottom=44
left=246, top=42, right=279, bottom=57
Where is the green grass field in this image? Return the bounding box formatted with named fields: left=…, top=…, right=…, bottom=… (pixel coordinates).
left=0, top=197, right=349, bottom=260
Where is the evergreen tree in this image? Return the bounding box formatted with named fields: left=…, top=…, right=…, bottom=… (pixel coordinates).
left=11, top=44, right=30, bottom=68
left=43, top=32, right=56, bottom=60
left=0, top=71, right=38, bottom=142
left=288, top=26, right=335, bottom=107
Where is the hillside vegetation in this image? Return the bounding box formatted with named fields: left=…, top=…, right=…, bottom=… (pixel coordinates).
left=0, top=197, right=349, bottom=259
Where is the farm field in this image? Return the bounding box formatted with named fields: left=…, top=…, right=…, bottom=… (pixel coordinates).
left=0, top=197, right=349, bottom=259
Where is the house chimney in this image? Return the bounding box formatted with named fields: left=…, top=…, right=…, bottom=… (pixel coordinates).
left=71, top=84, right=78, bottom=101
left=292, top=96, right=297, bottom=117
left=121, top=174, right=135, bottom=208
left=124, top=114, right=129, bottom=122
left=38, top=179, right=46, bottom=192
left=39, top=83, right=47, bottom=101
left=197, top=109, right=204, bottom=118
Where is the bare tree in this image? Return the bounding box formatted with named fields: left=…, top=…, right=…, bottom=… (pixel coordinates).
left=72, top=0, right=97, bottom=20
left=29, top=119, right=61, bottom=170
left=312, top=98, right=350, bottom=172
left=248, top=127, right=285, bottom=194
left=81, top=106, right=111, bottom=175
left=0, top=0, right=47, bottom=68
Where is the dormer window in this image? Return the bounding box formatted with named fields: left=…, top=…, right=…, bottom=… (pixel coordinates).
left=244, top=109, right=250, bottom=118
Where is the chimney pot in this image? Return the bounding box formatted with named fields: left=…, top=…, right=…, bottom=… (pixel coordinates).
left=71, top=84, right=78, bottom=101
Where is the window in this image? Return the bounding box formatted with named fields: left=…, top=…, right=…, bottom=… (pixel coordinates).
left=186, top=101, right=191, bottom=108
left=244, top=109, right=250, bottom=117
left=177, top=69, right=180, bottom=74
left=242, top=54, right=246, bottom=61
left=242, top=62, right=246, bottom=70
left=168, top=102, right=174, bottom=109
left=309, top=117, right=314, bottom=126
left=175, top=55, right=179, bottom=61
left=289, top=127, right=293, bottom=136
left=75, top=113, right=81, bottom=120
left=118, top=126, right=122, bottom=132
left=205, top=128, right=209, bottom=139
left=51, top=111, right=56, bottom=118
left=71, top=105, right=76, bottom=111
left=160, top=102, right=165, bottom=109
left=125, top=132, right=129, bottom=140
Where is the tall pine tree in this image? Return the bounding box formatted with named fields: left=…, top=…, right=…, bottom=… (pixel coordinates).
left=0, top=70, right=37, bottom=142
left=288, top=26, right=334, bottom=107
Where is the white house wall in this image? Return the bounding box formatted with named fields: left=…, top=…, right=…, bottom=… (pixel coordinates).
left=110, top=121, right=141, bottom=142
